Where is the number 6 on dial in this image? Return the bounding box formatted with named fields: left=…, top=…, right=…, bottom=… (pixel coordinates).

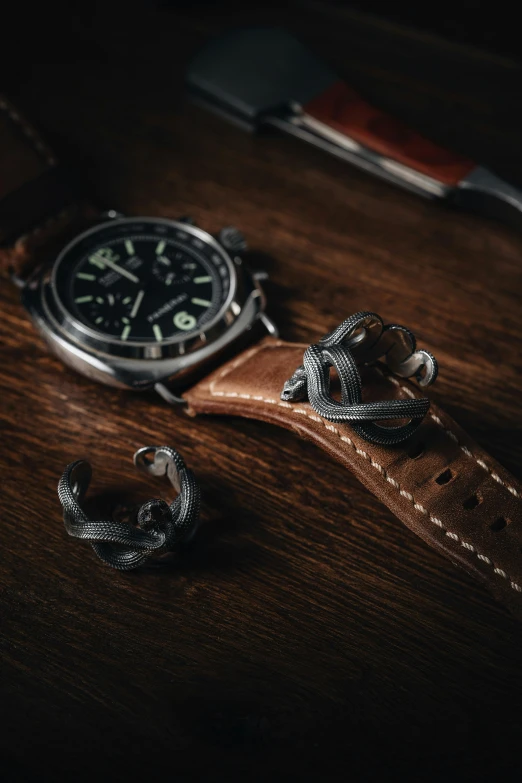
left=173, top=311, right=197, bottom=331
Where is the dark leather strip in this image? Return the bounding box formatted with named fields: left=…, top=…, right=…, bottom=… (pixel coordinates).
left=0, top=94, right=79, bottom=280
left=0, top=164, right=75, bottom=246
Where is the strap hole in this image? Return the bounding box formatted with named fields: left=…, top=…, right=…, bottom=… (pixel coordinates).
left=463, top=494, right=481, bottom=510
left=435, top=468, right=453, bottom=485
left=491, top=516, right=510, bottom=532
left=408, top=442, right=424, bottom=459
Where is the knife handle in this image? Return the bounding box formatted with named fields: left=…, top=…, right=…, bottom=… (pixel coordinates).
left=303, top=81, right=475, bottom=186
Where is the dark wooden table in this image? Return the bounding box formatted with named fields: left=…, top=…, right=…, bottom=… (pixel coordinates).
left=2, top=4, right=522, bottom=781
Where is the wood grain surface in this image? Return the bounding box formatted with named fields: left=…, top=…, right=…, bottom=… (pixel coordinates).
left=2, top=3, right=522, bottom=781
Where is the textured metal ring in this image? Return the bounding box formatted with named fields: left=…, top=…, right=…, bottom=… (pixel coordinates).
left=281, top=311, right=438, bottom=446
left=57, top=446, right=201, bottom=570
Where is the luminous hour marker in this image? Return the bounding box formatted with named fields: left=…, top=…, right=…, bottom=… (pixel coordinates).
left=155, top=240, right=166, bottom=255
left=89, top=253, right=106, bottom=269
left=125, top=239, right=135, bottom=255
left=96, top=296, right=104, bottom=304
left=191, top=297, right=211, bottom=307
left=153, top=324, right=163, bottom=342
left=173, top=311, right=196, bottom=331
left=157, top=256, right=170, bottom=266
left=75, top=295, right=93, bottom=304
left=193, top=276, right=212, bottom=284
left=95, top=316, right=103, bottom=325
left=123, top=296, right=132, bottom=304
left=77, top=273, right=96, bottom=281
left=108, top=294, right=115, bottom=306
left=121, top=324, right=131, bottom=341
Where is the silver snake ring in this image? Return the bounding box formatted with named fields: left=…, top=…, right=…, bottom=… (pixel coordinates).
left=57, top=446, right=201, bottom=570
left=281, top=311, right=438, bottom=446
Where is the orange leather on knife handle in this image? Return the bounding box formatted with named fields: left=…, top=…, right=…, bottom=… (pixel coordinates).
left=303, top=81, right=475, bottom=186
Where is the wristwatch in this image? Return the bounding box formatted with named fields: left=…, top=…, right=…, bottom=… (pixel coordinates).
left=2, top=95, right=522, bottom=619
left=0, top=97, right=275, bottom=401
left=21, top=212, right=275, bottom=403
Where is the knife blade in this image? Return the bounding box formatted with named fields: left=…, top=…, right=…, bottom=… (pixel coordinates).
left=186, top=27, right=522, bottom=225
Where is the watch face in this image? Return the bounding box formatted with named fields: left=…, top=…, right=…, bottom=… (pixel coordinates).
left=52, top=218, right=235, bottom=350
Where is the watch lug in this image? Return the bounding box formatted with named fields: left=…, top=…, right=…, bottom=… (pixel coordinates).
left=154, top=383, right=187, bottom=406
left=259, top=312, right=279, bottom=338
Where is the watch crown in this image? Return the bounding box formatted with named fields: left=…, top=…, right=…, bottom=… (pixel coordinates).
left=218, top=226, right=247, bottom=253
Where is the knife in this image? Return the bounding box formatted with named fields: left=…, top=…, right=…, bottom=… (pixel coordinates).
left=186, top=27, right=522, bottom=225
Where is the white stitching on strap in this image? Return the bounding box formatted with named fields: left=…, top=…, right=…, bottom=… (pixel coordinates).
left=434, top=422, right=521, bottom=498
left=209, top=341, right=287, bottom=396
left=381, top=370, right=521, bottom=498
left=385, top=372, right=521, bottom=499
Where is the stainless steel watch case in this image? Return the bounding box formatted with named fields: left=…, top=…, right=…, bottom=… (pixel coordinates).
left=22, top=216, right=275, bottom=400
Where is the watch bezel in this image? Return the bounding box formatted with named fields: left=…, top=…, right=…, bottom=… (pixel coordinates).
left=49, top=216, right=239, bottom=361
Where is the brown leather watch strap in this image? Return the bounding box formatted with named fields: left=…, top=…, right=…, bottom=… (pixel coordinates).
left=0, top=95, right=93, bottom=281
left=184, top=337, right=522, bottom=616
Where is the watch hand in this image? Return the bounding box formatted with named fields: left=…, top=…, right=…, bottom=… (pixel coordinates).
left=130, top=289, right=145, bottom=318
left=94, top=255, right=140, bottom=283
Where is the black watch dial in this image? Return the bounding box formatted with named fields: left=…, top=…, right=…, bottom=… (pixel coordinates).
left=52, top=218, right=234, bottom=345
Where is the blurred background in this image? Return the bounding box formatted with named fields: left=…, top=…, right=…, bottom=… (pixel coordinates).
left=2, top=4, right=522, bottom=782
left=2, top=0, right=521, bottom=197
left=3, top=0, right=522, bottom=61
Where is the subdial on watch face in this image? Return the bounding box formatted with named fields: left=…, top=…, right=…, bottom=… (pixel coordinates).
left=152, top=250, right=191, bottom=287
left=83, top=291, right=134, bottom=336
